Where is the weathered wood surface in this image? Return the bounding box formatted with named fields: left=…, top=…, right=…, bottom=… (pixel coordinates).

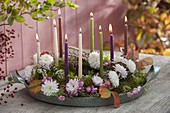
left=0, top=54, right=170, bottom=113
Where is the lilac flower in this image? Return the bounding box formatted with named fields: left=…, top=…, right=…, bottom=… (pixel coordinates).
left=86, top=87, right=91, bottom=93
left=41, top=77, right=53, bottom=83
left=90, top=86, right=98, bottom=94
left=58, top=96, right=65, bottom=101
left=127, top=86, right=142, bottom=97
left=66, top=79, right=84, bottom=96
left=104, top=61, right=111, bottom=66
left=85, top=86, right=98, bottom=94
left=103, top=80, right=111, bottom=87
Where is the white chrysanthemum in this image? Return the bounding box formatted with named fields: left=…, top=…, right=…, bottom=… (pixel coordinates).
left=126, top=60, right=136, bottom=73
left=92, top=75, right=103, bottom=86
left=115, top=56, right=128, bottom=64
left=115, top=64, right=128, bottom=79
left=108, top=71, right=119, bottom=87
left=88, top=52, right=100, bottom=69
left=41, top=80, right=59, bottom=96
left=24, top=65, right=34, bottom=82
left=39, top=54, right=54, bottom=69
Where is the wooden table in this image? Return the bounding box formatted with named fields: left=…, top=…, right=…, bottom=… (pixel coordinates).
left=0, top=54, right=170, bottom=113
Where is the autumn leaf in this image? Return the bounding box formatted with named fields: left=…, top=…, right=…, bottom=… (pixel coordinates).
left=28, top=79, right=42, bottom=94
left=99, top=86, right=111, bottom=98
left=137, top=57, right=153, bottom=69
left=112, top=92, right=120, bottom=108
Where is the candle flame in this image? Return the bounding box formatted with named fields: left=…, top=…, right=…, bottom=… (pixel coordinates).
left=53, top=19, right=56, bottom=27
left=99, top=25, right=102, bottom=31
left=109, top=24, right=113, bottom=33
left=36, top=33, right=39, bottom=42
left=90, top=12, right=93, bottom=17
left=58, top=9, right=61, bottom=16
left=65, top=34, right=68, bottom=41
left=125, top=16, right=127, bottom=22
left=79, top=28, right=82, bottom=33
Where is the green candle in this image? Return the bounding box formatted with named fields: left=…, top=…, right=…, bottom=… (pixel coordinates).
left=90, top=12, right=94, bottom=52
left=99, top=25, right=103, bottom=77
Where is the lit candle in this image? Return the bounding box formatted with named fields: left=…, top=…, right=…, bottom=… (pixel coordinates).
left=109, top=24, right=114, bottom=61
left=53, top=19, right=59, bottom=66
left=78, top=28, right=82, bottom=78
left=36, top=33, right=40, bottom=64
left=90, top=12, right=94, bottom=52
left=99, top=25, right=103, bottom=77
left=64, top=34, right=68, bottom=77
left=124, top=16, right=128, bottom=55
left=58, top=8, right=63, bottom=58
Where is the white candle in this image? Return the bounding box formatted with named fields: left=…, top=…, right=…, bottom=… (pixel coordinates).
left=53, top=19, right=59, bottom=66
left=36, top=33, right=40, bottom=64
left=78, top=28, right=82, bottom=78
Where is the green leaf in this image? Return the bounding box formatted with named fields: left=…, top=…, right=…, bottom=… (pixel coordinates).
left=4, top=0, right=10, bottom=5
left=11, top=9, right=20, bottom=16
left=50, top=12, right=55, bottom=18
left=7, top=6, right=12, bottom=14
left=19, top=0, right=24, bottom=4
left=47, top=0, right=55, bottom=5
left=15, top=16, right=25, bottom=23
left=66, top=1, right=79, bottom=9
left=8, top=16, right=15, bottom=25
left=36, top=17, right=45, bottom=21
left=0, top=14, right=7, bottom=23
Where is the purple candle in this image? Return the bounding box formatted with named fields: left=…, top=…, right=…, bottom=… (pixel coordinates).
left=109, top=24, right=114, bottom=61
left=124, top=16, right=128, bottom=55
left=64, top=34, right=68, bottom=77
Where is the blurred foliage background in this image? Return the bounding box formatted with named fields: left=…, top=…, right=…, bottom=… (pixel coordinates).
left=125, top=0, right=170, bottom=55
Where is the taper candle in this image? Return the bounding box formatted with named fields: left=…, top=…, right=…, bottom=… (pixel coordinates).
left=99, top=25, right=103, bottom=77
left=124, top=16, right=128, bottom=55
left=64, top=34, right=68, bottom=77
left=78, top=28, right=82, bottom=78
left=58, top=8, right=63, bottom=58
left=109, top=24, right=114, bottom=61
left=53, top=19, right=59, bottom=66
left=36, top=33, right=40, bottom=64
left=90, top=12, right=94, bottom=52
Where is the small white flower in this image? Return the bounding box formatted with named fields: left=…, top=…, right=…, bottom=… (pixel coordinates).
left=41, top=80, right=59, bottom=96
left=39, top=54, right=54, bottom=69
left=92, top=75, right=103, bottom=86
left=88, top=52, right=100, bottom=69
left=108, top=71, right=119, bottom=87
left=24, top=65, right=34, bottom=82
left=115, top=64, right=128, bottom=79
left=115, top=56, right=128, bottom=64
left=126, top=60, right=136, bottom=73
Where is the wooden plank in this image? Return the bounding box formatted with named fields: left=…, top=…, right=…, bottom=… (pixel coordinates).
left=0, top=24, right=6, bottom=77
left=37, top=19, right=52, bottom=53
left=76, top=0, right=89, bottom=49
left=22, top=15, right=37, bottom=67
left=64, top=0, right=78, bottom=47
left=5, top=23, right=23, bottom=72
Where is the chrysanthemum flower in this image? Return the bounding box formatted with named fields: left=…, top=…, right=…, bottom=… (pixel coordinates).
left=66, top=79, right=84, bottom=96
left=24, top=65, right=34, bottom=82
left=108, top=71, right=119, bottom=87
left=88, top=52, right=100, bottom=69
left=41, top=79, right=59, bottom=96
left=114, top=64, right=128, bottom=79
left=126, top=60, right=136, bottom=73
left=92, top=75, right=103, bottom=86
left=39, top=54, right=54, bottom=69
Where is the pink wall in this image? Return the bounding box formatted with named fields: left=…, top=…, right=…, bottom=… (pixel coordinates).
left=0, top=0, right=130, bottom=75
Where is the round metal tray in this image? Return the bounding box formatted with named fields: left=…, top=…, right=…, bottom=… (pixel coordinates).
left=10, top=66, right=160, bottom=107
